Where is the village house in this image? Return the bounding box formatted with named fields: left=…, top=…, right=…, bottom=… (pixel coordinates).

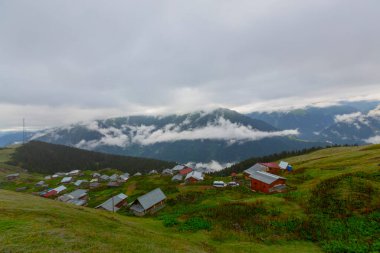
left=109, top=174, right=119, bottom=181
left=149, top=170, right=158, bottom=175
left=42, top=185, right=67, bottom=198
left=279, top=161, right=293, bottom=172
left=133, top=172, right=142, bottom=176
left=161, top=168, right=173, bottom=176
left=61, top=177, right=73, bottom=183
left=171, top=174, right=184, bottom=182
left=92, top=172, right=101, bottom=178
left=130, top=188, right=167, bottom=216
left=16, top=186, right=28, bottom=192
left=171, top=165, right=185, bottom=173
left=96, top=193, right=128, bottom=212
left=107, top=181, right=121, bottom=187
left=68, top=169, right=81, bottom=176
left=243, top=163, right=268, bottom=178
left=249, top=171, right=286, bottom=194
left=58, top=189, right=88, bottom=206
left=260, top=162, right=281, bottom=174
left=119, top=173, right=130, bottom=182
left=44, top=175, right=52, bottom=180
left=6, top=173, right=20, bottom=181
left=179, top=167, right=193, bottom=175
left=89, top=182, right=100, bottom=189
left=35, top=180, right=45, bottom=187
left=185, top=171, right=204, bottom=183
left=74, top=180, right=88, bottom=187
left=100, top=175, right=110, bottom=181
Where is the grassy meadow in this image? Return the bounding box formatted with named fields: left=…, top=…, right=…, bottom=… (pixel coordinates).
left=1, top=144, right=380, bottom=252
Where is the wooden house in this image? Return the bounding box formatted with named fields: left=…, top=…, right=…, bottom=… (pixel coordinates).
left=249, top=171, right=286, bottom=194
left=96, top=193, right=128, bottom=212
left=130, top=188, right=167, bottom=216
left=260, top=163, right=281, bottom=174
left=6, top=173, right=20, bottom=181
left=185, top=171, right=204, bottom=183
left=243, top=163, right=267, bottom=179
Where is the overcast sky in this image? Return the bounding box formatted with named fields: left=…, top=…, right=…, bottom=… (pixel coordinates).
left=1, top=0, right=380, bottom=131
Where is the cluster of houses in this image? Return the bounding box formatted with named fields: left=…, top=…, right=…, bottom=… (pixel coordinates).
left=243, top=160, right=292, bottom=193
left=4, top=159, right=293, bottom=218
left=162, top=165, right=205, bottom=183
left=35, top=169, right=132, bottom=206
left=96, top=188, right=167, bottom=216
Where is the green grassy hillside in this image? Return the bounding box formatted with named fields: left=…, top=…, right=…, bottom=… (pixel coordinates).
left=1, top=145, right=380, bottom=252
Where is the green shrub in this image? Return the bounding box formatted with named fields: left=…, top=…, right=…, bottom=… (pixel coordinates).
left=179, top=217, right=212, bottom=232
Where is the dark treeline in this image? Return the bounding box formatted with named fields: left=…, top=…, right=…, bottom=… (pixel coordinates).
left=8, top=141, right=176, bottom=175
left=213, top=144, right=358, bottom=176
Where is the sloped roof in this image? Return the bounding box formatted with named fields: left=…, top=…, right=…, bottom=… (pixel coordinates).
left=162, top=168, right=173, bottom=174
left=74, top=180, right=87, bottom=186
left=53, top=185, right=67, bottom=193
left=133, top=188, right=166, bottom=211
left=36, top=180, right=45, bottom=186
left=43, top=190, right=57, bottom=197
left=109, top=174, right=119, bottom=181
left=185, top=171, right=204, bottom=181
left=67, top=199, right=87, bottom=206
left=279, top=161, right=289, bottom=169
left=100, top=175, right=110, bottom=180
left=179, top=167, right=193, bottom=175
left=96, top=193, right=128, bottom=212
left=61, top=177, right=72, bottom=183
left=250, top=171, right=285, bottom=185
left=171, top=174, right=184, bottom=181
left=68, top=189, right=87, bottom=199
left=244, top=163, right=267, bottom=175
left=6, top=173, right=20, bottom=177
left=172, top=165, right=185, bottom=171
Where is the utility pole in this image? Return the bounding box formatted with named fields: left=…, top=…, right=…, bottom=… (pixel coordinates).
left=22, top=118, right=26, bottom=144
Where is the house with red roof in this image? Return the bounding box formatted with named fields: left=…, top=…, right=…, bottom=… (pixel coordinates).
left=260, top=162, right=281, bottom=175
left=42, top=190, right=57, bottom=198
left=179, top=167, right=193, bottom=175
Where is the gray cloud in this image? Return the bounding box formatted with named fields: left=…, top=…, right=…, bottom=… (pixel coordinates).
left=1, top=0, right=380, bottom=130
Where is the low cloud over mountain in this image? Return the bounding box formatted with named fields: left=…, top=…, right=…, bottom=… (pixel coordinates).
left=74, top=117, right=298, bottom=149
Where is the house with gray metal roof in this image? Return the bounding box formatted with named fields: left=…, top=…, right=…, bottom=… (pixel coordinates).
left=162, top=168, right=173, bottom=176
left=100, top=174, right=110, bottom=181
left=171, top=174, right=184, bottom=182
left=130, top=188, right=167, bottom=216
left=119, top=173, right=130, bottom=182
left=61, top=177, right=73, bottom=183
left=185, top=171, right=204, bottom=183
left=96, top=193, right=128, bottom=212
left=249, top=171, right=286, bottom=193
left=109, top=174, right=119, bottom=181
left=6, top=173, right=20, bottom=181
left=58, top=189, right=88, bottom=205
left=74, top=180, right=88, bottom=187
left=243, top=163, right=268, bottom=178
